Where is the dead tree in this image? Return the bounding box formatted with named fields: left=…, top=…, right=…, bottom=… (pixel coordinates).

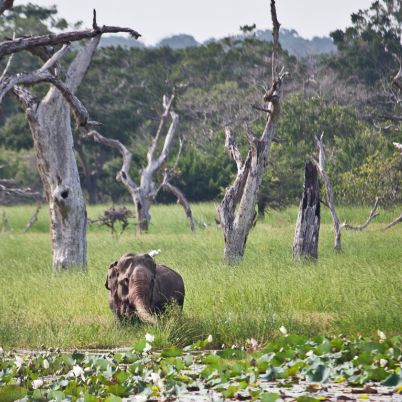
left=312, top=135, right=381, bottom=251
left=85, top=94, right=194, bottom=233
left=0, top=7, right=140, bottom=270
left=217, top=0, right=287, bottom=264
left=293, top=160, right=320, bottom=260
left=312, top=133, right=342, bottom=251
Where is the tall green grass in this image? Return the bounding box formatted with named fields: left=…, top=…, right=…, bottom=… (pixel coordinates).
left=0, top=203, right=401, bottom=349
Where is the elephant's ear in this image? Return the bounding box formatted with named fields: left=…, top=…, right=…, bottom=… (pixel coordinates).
left=108, top=260, right=118, bottom=269
left=104, top=275, right=110, bottom=290
left=141, top=254, right=157, bottom=274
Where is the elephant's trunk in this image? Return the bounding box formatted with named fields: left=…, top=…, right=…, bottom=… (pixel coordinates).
left=135, top=301, right=157, bottom=325
left=129, top=272, right=157, bottom=325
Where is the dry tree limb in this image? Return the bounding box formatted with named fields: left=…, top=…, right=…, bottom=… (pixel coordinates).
left=0, top=9, right=140, bottom=58
left=0, top=33, right=15, bottom=81
left=340, top=197, right=380, bottom=231
left=312, top=133, right=342, bottom=251
left=0, top=183, right=41, bottom=200
left=383, top=213, right=402, bottom=231
left=23, top=204, right=42, bottom=233
left=159, top=139, right=196, bottom=231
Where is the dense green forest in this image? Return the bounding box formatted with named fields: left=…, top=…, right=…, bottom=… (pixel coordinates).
left=1, top=1, right=401, bottom=208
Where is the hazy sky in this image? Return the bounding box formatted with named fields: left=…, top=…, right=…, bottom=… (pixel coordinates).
left=15, top=0, right=373, bottom=45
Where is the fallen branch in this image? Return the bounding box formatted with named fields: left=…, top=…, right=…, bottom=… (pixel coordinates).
left=0, top=184, right=41, bottom=200
left=383, top=213, right=402, bottom=231
left=341, top=197, right=380, bottom=231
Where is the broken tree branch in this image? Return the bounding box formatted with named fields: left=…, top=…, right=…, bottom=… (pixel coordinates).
left=340, top=197, right=380, bottom=231
left=312, top=133, right=342, bottom=251
left=0, top=33, right=15, bottom=81
left=0, top=20, right=140, bottom=58
left=224, top=127, right=244, bottom=171
left=147, top=93, right=175, bottom=164
left=383, top=213, right=402, bottom=231
left=83, top=128, right=138, bottom=191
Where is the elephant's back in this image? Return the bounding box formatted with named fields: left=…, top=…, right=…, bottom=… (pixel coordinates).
left=155, top=264, right=185, bottom=306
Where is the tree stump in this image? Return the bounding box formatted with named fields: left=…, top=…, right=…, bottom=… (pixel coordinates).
left=293, top=160, right=320, bottom=260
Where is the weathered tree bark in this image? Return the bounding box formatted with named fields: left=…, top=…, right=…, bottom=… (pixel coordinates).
left=1, top=5, right=141, bottom=269
left=293, top=160, right=320, bottom=260
left=217, top=0, right=287, bottom=264
left=85, top=93, right=189, bottom=233
left=10, top=38, right=101, bottom=270
left=312, top=133, right=342, bottom=251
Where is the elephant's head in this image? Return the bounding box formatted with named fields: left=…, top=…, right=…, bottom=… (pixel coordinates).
left=105, top=253, right=184, bottom=325
left=115, top=253, right=157, bottom=324
left=105, top=260, right=118, bottom=291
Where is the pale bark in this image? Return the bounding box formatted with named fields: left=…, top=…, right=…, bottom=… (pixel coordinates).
left=10, top=38, right=102, bottom=270
left=85, top=94, right=189, bottom=233
left=383, top=213, right=402, bottom=230
left=1, top=10, right=141, bottom=269
left=217, top=0, right=286, bottom=264
left=312, top=133, right=342, bottom=251
left=293, top=160, right=320, bottom=260
left=0, top=16, right=140, bottom=57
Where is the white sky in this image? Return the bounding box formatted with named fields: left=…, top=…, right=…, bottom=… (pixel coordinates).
left=14, top=0, right=373, bottom=45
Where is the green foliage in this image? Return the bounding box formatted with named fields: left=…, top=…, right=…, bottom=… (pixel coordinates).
left=329, top=0, right=402, bottom=85
left=0, top=147, right=40, bottom=188
left=0, top=334, right=401, bottom=401
left=336, top=151, right=402, bottom=206
left=0, top=203, right=401, bottom=351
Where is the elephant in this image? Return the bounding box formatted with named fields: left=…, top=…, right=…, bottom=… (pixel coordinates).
left=105, top=253, right=185, bottom=324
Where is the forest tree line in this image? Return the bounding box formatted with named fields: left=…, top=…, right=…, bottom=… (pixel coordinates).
left=1, top=0, right=401, bottom=209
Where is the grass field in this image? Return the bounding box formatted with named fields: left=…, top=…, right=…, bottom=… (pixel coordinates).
left=0, top=202, right=401, bottom=350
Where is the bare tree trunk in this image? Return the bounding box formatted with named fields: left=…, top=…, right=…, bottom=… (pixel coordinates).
left=312, top=133, right=341, bottom=252
left=85, top=93, right=186, bottom=234
left=293, top=160, right=320, bottom=260
left=12, top=38, right=101, bottom=270
left=218, top=0, right=287, bottom=264
left=28, top=96, right=87, bottom=270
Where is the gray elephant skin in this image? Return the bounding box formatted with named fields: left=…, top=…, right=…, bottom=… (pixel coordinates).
left=105, top=253, right=185, bottom=324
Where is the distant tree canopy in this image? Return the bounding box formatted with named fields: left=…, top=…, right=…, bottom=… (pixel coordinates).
left=329, top=0, right=402, bottom=85
left=0, top=2, right=401, bottom=207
